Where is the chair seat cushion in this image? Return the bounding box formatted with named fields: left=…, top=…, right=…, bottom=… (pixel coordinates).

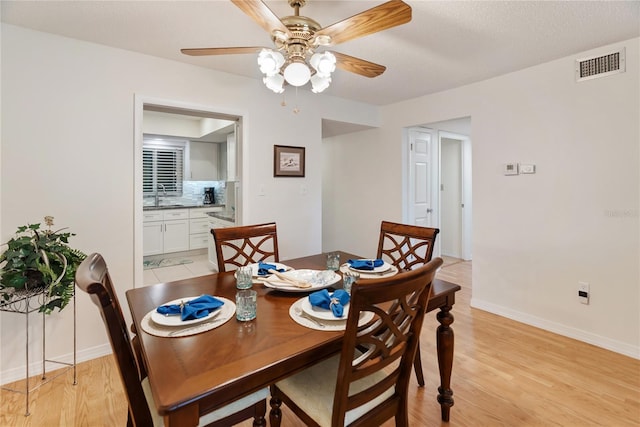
left=275, top=354, right=394, bottom=426
left=142, top=378, right=268, bottom=426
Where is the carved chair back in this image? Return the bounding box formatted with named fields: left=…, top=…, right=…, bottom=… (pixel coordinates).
left=211, top=222, right=279, bottom=272
left=377, top=220, right=439, bottom=272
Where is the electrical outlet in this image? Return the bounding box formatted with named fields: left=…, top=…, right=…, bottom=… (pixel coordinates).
left=578, top=281, right=589, bottom=304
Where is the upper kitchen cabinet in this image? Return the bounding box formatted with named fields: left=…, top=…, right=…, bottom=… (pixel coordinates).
left=226, top=132, right=237, bottom=181
left=218, top=132, right=236, bottom=181
left=187, top=141, right=219, bottom=181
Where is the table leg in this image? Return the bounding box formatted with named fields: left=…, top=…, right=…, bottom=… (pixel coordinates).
left=436, top=305, right=455, bottom=421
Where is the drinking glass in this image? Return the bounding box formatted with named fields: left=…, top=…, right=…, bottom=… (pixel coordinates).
left=326, top=252, right=340, bottom=271
left=236, top=266, right=253, bottom=289
left=235, top=289, right=257, bottom=321
left=342, top=271, right=359, bottom=294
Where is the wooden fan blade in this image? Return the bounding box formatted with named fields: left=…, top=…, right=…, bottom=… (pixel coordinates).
left=315, top=0, right=411, bottom=46
left=332, top=51, right=386, bottom=78
left=231, top=0, right=291, bottom=37
left=181, top=47, right=265, bottom=56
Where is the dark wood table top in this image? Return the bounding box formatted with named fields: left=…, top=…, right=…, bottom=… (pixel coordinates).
left=126, top=251, right=460, bottom=425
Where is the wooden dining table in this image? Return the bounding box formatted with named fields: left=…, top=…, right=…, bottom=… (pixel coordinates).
left=126, top=251, right=461, bottom=426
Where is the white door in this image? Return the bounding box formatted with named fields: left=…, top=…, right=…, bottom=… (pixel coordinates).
left=408, top=129, right=434, bottom=227
left=439, top=130, right=473, bottom=261
left=440, top=138, right=463, bottom=258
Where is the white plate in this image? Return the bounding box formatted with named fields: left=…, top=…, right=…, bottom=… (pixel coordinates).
left=348, top=259, right=392, bottom=273
left=262, top=269, right=340, bottom=293
left=247, top=262, right=291, bottom=277
left=301, top=297, right=350, bottom=320
left=289, top=298, right=375, bottom=331
left=151, top=296, right=223, bottom=327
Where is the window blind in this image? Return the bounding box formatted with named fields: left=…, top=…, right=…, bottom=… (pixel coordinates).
left=143, top=141, right=185, bottom=195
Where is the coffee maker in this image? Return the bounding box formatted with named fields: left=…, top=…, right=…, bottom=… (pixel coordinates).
left=203, top=187, right=215, bottom=205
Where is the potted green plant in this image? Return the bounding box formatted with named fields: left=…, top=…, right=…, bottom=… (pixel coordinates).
left=0, top=216, right=86, bottom=313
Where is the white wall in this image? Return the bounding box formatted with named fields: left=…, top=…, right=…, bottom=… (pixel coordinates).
left=324, top=38, right=640, bottom=358
left=0, top=24, right=379, bottom=382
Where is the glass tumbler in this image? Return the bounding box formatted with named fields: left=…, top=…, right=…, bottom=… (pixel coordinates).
left=342, top=271, right=359, bottom=295
left=236, top=266, right=253, bottom=289
left=235, top=289, right=257, bottom=321
left=326, top=252, right=340, bottom=271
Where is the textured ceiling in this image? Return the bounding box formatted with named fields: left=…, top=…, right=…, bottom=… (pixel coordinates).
left=2, top=1, right=639, bottom=106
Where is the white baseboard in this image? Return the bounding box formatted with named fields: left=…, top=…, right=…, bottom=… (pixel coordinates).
left=0, top=344, right=112, bottom=386
left=470, top=297, right=640, bottom=360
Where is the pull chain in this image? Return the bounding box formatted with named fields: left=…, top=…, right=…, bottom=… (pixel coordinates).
left=293, top=87, right=300, bottom=114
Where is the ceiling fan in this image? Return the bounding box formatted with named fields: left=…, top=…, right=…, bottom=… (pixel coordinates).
left=181, top=0, right=412, bottom=94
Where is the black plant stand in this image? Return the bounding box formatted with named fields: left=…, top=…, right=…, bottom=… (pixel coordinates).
left=0, top=287, right=77, bottom=416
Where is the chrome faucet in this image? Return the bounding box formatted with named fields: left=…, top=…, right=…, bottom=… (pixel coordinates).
left=155, top=184, right=167, bottom=205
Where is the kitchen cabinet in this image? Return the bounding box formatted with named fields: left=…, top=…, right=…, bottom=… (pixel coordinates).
left=187, top=141, right=219, bottom=181
left=143, top=221, right=164, bottom=256
left=226, top=132, right=236, bottom=181
left=189, top=207, right=223, bottom=250
left=143, top=209, right=189, bottom=255
left=163, top=218, right=189, bottom=253
left=207, top=216, right=236, bottom=267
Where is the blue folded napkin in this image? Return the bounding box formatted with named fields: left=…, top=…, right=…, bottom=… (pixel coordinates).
left=257, top=262, right=285, bottom=276
left=347, top=259, right=384, bottom=271
left=156, top=295, right=224, bottom=321
left=308, top=289, right=350, bottom=318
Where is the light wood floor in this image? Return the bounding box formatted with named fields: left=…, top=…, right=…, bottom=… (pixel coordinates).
left=2, top=258, right=639, bottom=426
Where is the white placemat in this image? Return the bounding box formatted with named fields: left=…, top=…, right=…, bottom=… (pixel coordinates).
left=288, top=297, right=374, bottom=331
left=141, top=297, right=235, bottom=337
left=339, top=263, right=399, bottom=279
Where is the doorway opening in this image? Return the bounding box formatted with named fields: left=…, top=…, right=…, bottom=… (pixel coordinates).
left=134, top=97, right=243, bottom=287
left=403, top=118, right=472, bottom=261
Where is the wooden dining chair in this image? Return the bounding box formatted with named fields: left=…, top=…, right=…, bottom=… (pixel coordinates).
left=269, top=257, right=443, bottom=427
left=376, top=220, right=440, bottom=387
left=377, top=220, right=439, bottom=272
left=211, top=222, right=279, bottom=272
left=75, top=253, right=268, bottom=427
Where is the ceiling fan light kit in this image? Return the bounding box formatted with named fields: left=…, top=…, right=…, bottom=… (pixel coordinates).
left=310, top=72, right=331, bottom=94
left=283, top=59, right=312, bottom=87
left=263, top=73, right=285, bottom=94
left=182, top=0, right=412, bottom=95
left=258, top=49, right=285, bottom=76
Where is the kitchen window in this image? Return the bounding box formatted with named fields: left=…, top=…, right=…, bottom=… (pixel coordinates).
left=143, top=138, right=185, bottom=196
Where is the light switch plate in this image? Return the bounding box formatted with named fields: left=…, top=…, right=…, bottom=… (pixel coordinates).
left=520, top=164, right=536, bottom=174
left=504, top=163, right=519, bottom=175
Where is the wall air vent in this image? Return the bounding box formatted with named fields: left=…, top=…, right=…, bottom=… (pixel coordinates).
left=576, top=48, right=625, bottom=82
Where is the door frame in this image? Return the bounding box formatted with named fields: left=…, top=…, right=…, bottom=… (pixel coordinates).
left=403, top=126, right=472, bottom=260
left=133, top=95, right=244, bottom=288
left=438, top=130, right=472, bottom=260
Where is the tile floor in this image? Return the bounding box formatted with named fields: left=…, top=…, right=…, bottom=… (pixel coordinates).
left=142, top=253, right=217, bottom=286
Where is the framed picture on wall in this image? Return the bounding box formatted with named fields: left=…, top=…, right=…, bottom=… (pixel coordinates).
left=274, top=145, right=305, bottom=177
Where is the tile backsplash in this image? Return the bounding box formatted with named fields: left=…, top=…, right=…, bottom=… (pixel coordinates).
left=182, top=180, right=226, bottom=205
